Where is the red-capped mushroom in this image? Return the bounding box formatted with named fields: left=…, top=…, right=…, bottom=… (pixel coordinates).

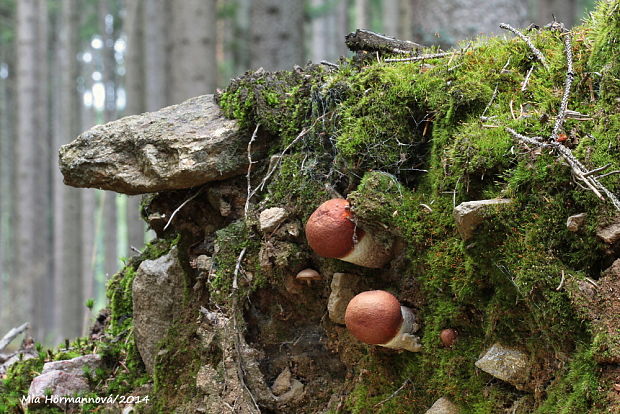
left=305, top=199, right=392, bottom=268
left=344, top=290, right=421, bottom=352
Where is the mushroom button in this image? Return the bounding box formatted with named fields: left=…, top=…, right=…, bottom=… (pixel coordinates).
left=305, top=199, right=393, bottom=268
left=344, top=290, right=421, bottom=352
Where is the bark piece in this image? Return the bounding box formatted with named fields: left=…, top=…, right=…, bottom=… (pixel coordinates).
left=59, top=94, right=267, bottom=195
left=345, top=29, right=423, bottom=54
left=425, top=397, right=460, bottom=414
left=132, top=247, right=185, bottom=374
left=475, top=343, right=530, bottom=389
left=453, top=199, right=513, bottom=240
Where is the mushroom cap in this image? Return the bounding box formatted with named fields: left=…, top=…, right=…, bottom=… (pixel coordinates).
left=296, top=268, right=321, bottom=281
left=440, top=328, right=458, bottom=347
left=344, top=290, right=403, bottom=345
left=305, top=199, right=363, bottom=258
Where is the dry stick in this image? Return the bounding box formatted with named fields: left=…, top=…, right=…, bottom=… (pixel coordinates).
left=373, top=378, right=411, bottom=408
left=163, top=189, right=203, bottom=231
left=481, top=85, right=499, bottom=119
left=0, top=323, right=29, bottom=352
left=231, top=247, right=247, bottom=291
left=550, top=31, right=574, bottom=142
left=385, top=51, right=454, bottom=62
left=499, top=23, right=548, bottom=69
left=521, top=65, right=535, bottom=91
left=244, top=124, right=261, bottom=218
left=556, top=270, right=566, bottom=291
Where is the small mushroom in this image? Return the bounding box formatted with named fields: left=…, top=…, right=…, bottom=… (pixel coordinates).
left=296, top=268, right=321, bottom=286
left=439, top=328, right=458, bottom=347
left=344, top=290, right=421, bottom=352
left=305, top=199, right=392, bottom=268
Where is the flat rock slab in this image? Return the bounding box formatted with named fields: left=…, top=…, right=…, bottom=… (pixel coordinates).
left=475, top=343, right=530, bottom=389
left=59, top=94, right=267, bottom=195
left=453, top=199, right=513, bottom=240
left=597, top=217, right=620, bottom=244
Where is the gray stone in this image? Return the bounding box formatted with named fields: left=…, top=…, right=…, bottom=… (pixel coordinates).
left=453, top=199, right=513, bottom=240
left=425, top=397, right=460, bottom=414
left=133, top=247, right=185, bottom=374
left=59, top=94, right=268, bottom=195
left=27, top=354, right=102, bottom=409
left=328, top=273, right=361, bottom=325
left=271, top=367, right=292, bottom=396
left=259, top=207, right=288, bottom=233
left=475, top=343, right=530, bottom=389
left=597, top=218, right=620, bottom=244
left=276, top=379, right=305, bottom=405
left=566, top=213, right=587, bottom=232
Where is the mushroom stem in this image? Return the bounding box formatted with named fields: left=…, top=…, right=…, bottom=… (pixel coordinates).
left=339, top=230, right=393, bottom=269
left=380, top=306, right=422, bottom=352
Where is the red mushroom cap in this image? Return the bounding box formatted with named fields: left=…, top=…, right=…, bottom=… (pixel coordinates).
left=305, top=199, right=364, bottom=258
left=440, top=328, right=458, bottom=347
left=344, top=290, right=403, bottom=345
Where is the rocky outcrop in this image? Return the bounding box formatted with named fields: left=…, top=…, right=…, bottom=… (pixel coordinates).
left=27, top=354, right=102, bottom=408
left=453, top=199, right=513, bottom=240
left=59, top=94, right=268, bottom=195
left=132, top=247, right=185, bottom=373
left=475, top=343, right=530, bottom=389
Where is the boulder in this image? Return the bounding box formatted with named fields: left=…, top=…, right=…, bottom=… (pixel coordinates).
left=425, top=397, right=460, bottom=414
left=27, top=354, right=102, bottom=408
left=328, top=273, right=362, bottom=325
left=133, top=247, right=185, bottom=374
left=475, top=343, right=530, bottom=389
left=59, top=94, right=268, bottom=195
left=453, top=199, right=513, bottom=240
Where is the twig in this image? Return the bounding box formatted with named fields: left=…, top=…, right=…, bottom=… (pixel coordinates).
left=585, top=277, right=599, bottom=288
left=598, top=170, right=620, bottom=179
left=583, top=164, right=611, bottom=177
left=499, top=23, right=548, bottom=69
left=550, top=31, right=574, bottom=141
left=481, top=84, right=499, bottom=119
left=231, top=247, right=247, bottom=291
left=373, top=378, right=411, bottom=408
left=556, top=270, right=565, bottom=291
left=163, top=189, right=203, bottom=231
left=385, top=51, right=454, bottom=62
left=130, top=246, right=142, bottom=254
left=244, top=124, right=261, bottom=218
left=231, top=299, right=261, bottom=413
left=320, top=60, right=339, bottom=68
left=521, top=65, right=535, bottom=91
left=0, top=323, right=29, bottom=352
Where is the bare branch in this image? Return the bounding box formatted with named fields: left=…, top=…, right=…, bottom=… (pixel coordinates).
left=550, top=31, right=574, bottom=141
left=500, top=23, right=548, bottom=69
left=244, top=124, right=261, bottom=218
left=0, top=323, right=29, bottom=352
left=385, top=52, right=454, bottom=62
left=163, top=189, right=203, bottom=231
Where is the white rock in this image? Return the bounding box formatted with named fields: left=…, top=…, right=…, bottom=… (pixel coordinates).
left=453, top=199, right=512, bottom=240
left=475, top=343, right=530, bottom=389
left=566, top=213, right=587, bottom=232
left=259, top=207, right=288, bottom=233
left=425, top=397, right=460, bottom=414
left=327, top=273, right=361, bottom=325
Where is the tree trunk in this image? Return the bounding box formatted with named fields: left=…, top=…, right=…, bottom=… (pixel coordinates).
left=15, top=0, right=50, bottom=340
left=355, top=0, right=369, bottom=29
left=53, top=0, right=83, bottom=341
left=169, top=0, right=217, bottom=104
left=250, top=0, right=305, bottom=71
left=232, top=0, right=251, bottom=77
left=124, top=0, right=145, bottom=255
left=383, top=0, right=400, bottom=36
left=409, top=0, right=529, bottom=48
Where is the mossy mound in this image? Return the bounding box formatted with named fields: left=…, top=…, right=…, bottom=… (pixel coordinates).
left=2, top=1, right=620, bottom=413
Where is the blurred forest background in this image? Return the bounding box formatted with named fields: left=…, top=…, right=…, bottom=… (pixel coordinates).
left=0, top=0, right=597, bottom=346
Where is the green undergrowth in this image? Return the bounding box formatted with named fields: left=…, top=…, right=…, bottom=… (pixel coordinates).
left=216, top=2, right=619, bottom=412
